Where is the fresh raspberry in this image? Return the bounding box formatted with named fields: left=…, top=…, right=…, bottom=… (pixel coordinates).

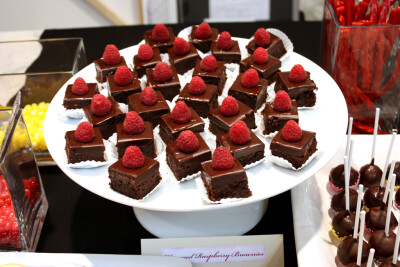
left=212, top=147, right=234, bottom=170
left=74, top=122, right=94, bottom=143
left=151, top=24, right=170, bottom=42
left=71, top=77, right=88, bottom=95
left=123, top=111, right=144, bottom=134
left=153, top=62, right=172, bottom=82
left=273, top=90, right=291, bottom=112
left=177, top=130, right=199, bottom=153
left=174, top=37, right=190, bottom=55
left=253, top=47, right=268, bottom=64
left=289, top=64, right=306, bottom=82
left=254, top=28, right=271, bottom=47
left=241, top=69, right=259, bottom=88
left=91, top=94, right=112, bottom=116
left=282, top=120, right=302, bottom=142
left=102, top=44, right=121, bottom=65
left=220, top=96, right=239, bottom=116
left=138, top=44, right=153, bottom=61
left=140, top=87, right=157, bottom=106
left=122, top=146, right=144, bottom=169
left=188, top=76, right=206, bottom=95
left=114, top=66, right=133, bottom=86
left=195, top=22, right=211, bottom=38
left=229, top=121, right=250, bottom=145
left=217, top=31, right=233, bottom=51
left=172, top=101, right=191, bottom=123
left=200, top=55, right=217, bottom=72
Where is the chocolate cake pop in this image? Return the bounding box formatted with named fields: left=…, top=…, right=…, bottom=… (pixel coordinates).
left=395, top=189, right=400, bottom=209
left=365, top=205, right=398, bottom=233
left=331, top=188, right=360, bottom=213
left=364, top=186, right=386, bottom=211
left=336, top=237, right=370, bottom=266
left=386, top=162, right=400, bottom=188
left=332, top=210, right=356, bottom=240
left=329, top=164, right=360, bottom=192
left=370, top=230, right=398, bottom=262
left=360, top=159, right=383, bottom=188
left=379, top=260, right=400, bottom=267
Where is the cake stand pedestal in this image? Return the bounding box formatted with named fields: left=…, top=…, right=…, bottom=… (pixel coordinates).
left=133, top=199, right=269, bottom=238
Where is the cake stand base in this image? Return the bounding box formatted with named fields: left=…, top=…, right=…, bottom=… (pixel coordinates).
left=133, top=199, right=269, bottom=238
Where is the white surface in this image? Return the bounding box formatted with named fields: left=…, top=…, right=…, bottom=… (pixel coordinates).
left=44, top=36, right=348, bottom=212
left=0, top=252, right=191, bottom=267
left=292, top=135, right=400, bottom=267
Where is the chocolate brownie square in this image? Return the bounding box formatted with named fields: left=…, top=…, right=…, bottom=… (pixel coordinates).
left=192, top=60, right=227, bottom=95
left=106, top=72, right=141, bottom=104
left=246, top=32, right=286, bottom=58
left=228, top=73, right=268, bottom=110
left=177, top=83, right=218, bottom=118
left=166, top=133, right=211, bottom=181
left=133, top=48, right=162, bottom=78
left=168, top=43, right=201, bottom=74
left=262, top=100, right=299, bottom=135
left=145, top=66, right=181, bottom=101
left=200, top=159, right=252, bottom=201
left=127, top=91, right=170, bottom=128
left=116, top=122, right=155, bottom=159
left=65, top=127, right=105, bottom=164
left=63, top=83, right=99, bottom=109
left=211, top=40, right=241, bottom=64
left=108, top=156, right=161, bottom=200
left=240, top=55, right=281, bottom=84
left=208, top=100, right=255, bottom=136
left=144, top=27, right=175, bottom=53
left=189, top=25, right=219, bottom=53
left=216, top=131, right=265, bottom=167
left=94, top=56, right=127, bottom=83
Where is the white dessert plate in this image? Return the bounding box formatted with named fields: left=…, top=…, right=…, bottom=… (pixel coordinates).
left=44, top=36, right=348, bottom=212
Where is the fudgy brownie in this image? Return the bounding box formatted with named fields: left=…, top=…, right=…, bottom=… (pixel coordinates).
left=133, top=48, right=161, bottom=78
left=177, top=83, right=218, bottom=118
left=262, top=100, right=299, bottom=135
left=108, top=156, right=161, bottom=200
left=168, top=43, right=201, bottom=75
left=116, top=122, right=155, bottom=159
left=144, top=27, right=175, bottom=53
left=65, top=127, right=105, bottom=164
left=63, top=83, right=99, bottom=109
left=145, top=66, right=181, bottom=101
left=166, top=133, right=211, bottom=181
left=211, top=40, right=241, bottom=64
left=192, top=60, right=226, bottom=95
left=94, top=57, right=127, bottom=83
left=246, top=32, right=286, bottom=58
left=200, top=159, right=252, bottom=201
left=106, top=72, right=141, bottom=104
left=189, top=25, right=219, bottom=53
left=240, top=55, right=281, bottom=84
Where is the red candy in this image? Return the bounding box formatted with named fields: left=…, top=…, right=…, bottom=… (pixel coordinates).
left=229, top=121, right=250, bottom=145
left=241, top=69, right=259, bottom=88
left=189, top=76, right=206, bottom=95
left=195, top=22, right=211, bottom=38
left=273, top=90, right=291, bottom=112
left=217, top=31, right=233, bottom=51
left=71, top=77, right=88, bottom=95
left=212, top=147, right=234, bottom=170
left=122, top=146, right=144, bottom=169
left=177, top=130, right=199, bottom=153
left=254, top=28, right=271, bottom=47
left=102, top=44, right=121, bottom=65
left=220, top=96, right=239, bottom=116
left=289, top=64, right=306, bottom=82
left=140, top=87, right=157, bottom=106
left=152, top=24, right=170, bottom=42
left=91, top=94, right=112, bottom=116
left=282, top=120, right=302, bottom=142
left=123, top=111, right=144, bottom=134
left=172, top=101, right=191, bottom=123
left=138, top=44, right=153, bottom=61
left=74, top=121, right=94, bottom=143
left=114, top=66, right=133, bottom=86
left=174, top=37, right=190, bottom=55
left=153, top=62, right=172, bottom=82
left=200, top=55, right=217, bottom=72
left=253, top=47, right=268, bottom=64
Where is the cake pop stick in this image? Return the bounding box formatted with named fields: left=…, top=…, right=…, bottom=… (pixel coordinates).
left=357, top=211, right=366, bottom=266
left=344, top=155, right=350, bottom=211
left=348, top=140, right=354, bottom=175
left=392, top=223, right=400, bottom=265
left=384, top=160, right=396, bottom=204
left=353, top=184, right=364, bottom=239
left=371, top=108, right=380, bottom=162
left=346, top=117, right=353, bottom=156
left=380, top=132, right=397, bottom=187
left=366, top=248, right=375, bottom=267
left=385, top=173, right=396, bottom=237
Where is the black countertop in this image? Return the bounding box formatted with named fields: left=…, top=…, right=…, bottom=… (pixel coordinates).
left=38, top=21, right=323, bottom=266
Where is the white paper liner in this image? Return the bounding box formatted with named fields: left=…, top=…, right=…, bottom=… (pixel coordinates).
left=177, top=26, right=192, bottom=41
left=243, top=157, right=266, bottom=170
left=60, top=107, right=86, bottom=120
left=268, top=149, right=320, bottom=171
left=266, top=28, right=294, bottom=62
left=195, top=177, right=247, bottom=204
left=118, top=102, right=129, bottom=113
left=218, top=63, right=240, bottom=105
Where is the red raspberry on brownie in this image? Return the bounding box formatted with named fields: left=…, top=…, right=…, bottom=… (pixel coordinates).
left=71, top=77, right=88, bottom=95
left=254, top=28, right=270, bottom=47
left=229, top=121, right=250, bottom=145
left=114, top=66, right=133, bottom=86
left=195, top=22, right=211, bottom=38
left=241, top=69, right=259, bottom=88
left=177, top=130, right=199, bottom=153
left=152, top=24, right=170, bottom=42
left=189, top=76, right=206, bottom=95
left=140, top=87, right=157, bottom=106
left=220, top=96, right=239, bottom=116
left=217, top=31, right=233, bottom=51
left=122, top=146, right=144, bottom=169
left=74, top=121, right=94, bottom=143
left=103, top=44, right=121, bottom=65
left=253, top=47, right=268, bottom=64
left=273, top=90, right=291, bottom=112
left=174, top=37, right=190, bottom=56
left=91, top=94, right=112, bottom=116
left=153, top=62, right=172, bottom=82
left=123, top=111, right=145, bottom=134
left=282, top=120, right=302, bottom=142
left=138, top=44, right=153, bottom=61
left=289, top=64, right=306, bottom=82
left=172, top=101, right=191, bottom=123
left=212, top=146, right=234, bottom=170
left=200, top=55, right=217, bottom=72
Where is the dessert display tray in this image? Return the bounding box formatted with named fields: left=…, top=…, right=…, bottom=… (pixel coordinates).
left=292, top=135, right=400, bottom=267
left=44, top=36, right=348, bottom=212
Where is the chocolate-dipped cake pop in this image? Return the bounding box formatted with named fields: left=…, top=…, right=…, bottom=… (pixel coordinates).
left=331, top=188, right=360, bottom=213
left=329, top=164, right=360, bottom=192
left=386, top=162, right=400, bottom=188
left=365, top=205, right=398, bottom=233
left=370, top=230, right=398, bottom=262
left=379, top=260, right=400, bottom=267
left=360, top=159, right=383, bottom=188
left=332, top=210, right=356, bottom=240
left=364, top=186, right=386, bottom=211
left=336, top=237, right=370, bottom=266
left=395, top=189, right=400, bottom=209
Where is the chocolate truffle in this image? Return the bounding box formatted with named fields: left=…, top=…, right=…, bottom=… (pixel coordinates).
left=370, top=230, right=398, bottom=262
left=240, top=54, right=281, bottom=83
left=63, top=83, right=99, bottom=109
left=366, top=205, right=398, bottom=232
left=211, top=40, right=241, bottom=64
left=192, top=60, right=227, bottom=95
left=168, top=43, right=201, bottom=74
left=337, top=236, right=370, bottom=266
left=360, top=159, right=383, bottom=188
left=106, top=72, right=141, bottom=104
left=246, top=32, right=287, bottom=58
left=364, top=186, right=386, bottom=210
left=177, top=83, right=218, bottom=118
left=329, top=164, right=359, bottom=191
left=116, top=122, right=155, bottom=159
left=144, top=26, right=175, bottom=53
left=262, top=100, right=299, bottom=135
left=332, top=210, right=356, bottom=239
left=145, top=66, right=181, bottom=101
left=133, top=48, right=161, bottom=78
left=189, top=25, right=219, bottom=53
left=94, top=56, right=127, bottom=83
left=331, top=188, right=360, bottom=213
